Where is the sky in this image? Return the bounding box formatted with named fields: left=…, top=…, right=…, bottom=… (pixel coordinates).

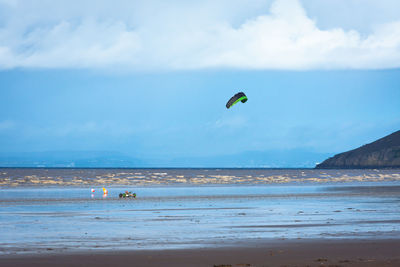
left=0, top=0, right=400, bottom=167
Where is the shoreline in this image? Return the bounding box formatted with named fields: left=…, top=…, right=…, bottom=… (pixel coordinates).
left=1, top=168, right=400, bottom=187
left=1, top=239, right=400, bottom=266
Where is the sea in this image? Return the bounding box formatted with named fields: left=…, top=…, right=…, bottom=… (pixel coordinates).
left=0, top=168, right=400, bottom=255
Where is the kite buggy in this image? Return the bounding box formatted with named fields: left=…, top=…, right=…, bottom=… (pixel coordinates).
left=119, top=191, right=136, bottom=198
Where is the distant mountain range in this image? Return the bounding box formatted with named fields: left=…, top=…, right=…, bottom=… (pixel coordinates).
left=0, top=151, right=144, bottom=168
left=4, top=131, right=399, bottom=169
left=316, top=130, right=400, bottom=169
left=0, top=149, right=330, bottom=168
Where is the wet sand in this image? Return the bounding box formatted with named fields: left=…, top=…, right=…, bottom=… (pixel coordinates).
left=1, top=184, right=400, bottom=254
left=1, top=239, right=399, bottom=267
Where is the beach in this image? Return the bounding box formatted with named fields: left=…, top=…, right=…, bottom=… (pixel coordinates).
left=1, top=168, right=400, bottom=266
left=1, top=239, right=400, bottom=267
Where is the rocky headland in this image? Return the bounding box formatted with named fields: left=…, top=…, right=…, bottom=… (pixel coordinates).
left=316, top=130, right=400, bottom=169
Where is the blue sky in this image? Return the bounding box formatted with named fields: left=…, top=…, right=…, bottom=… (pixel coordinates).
left=0, top=0, right=399, bottom=167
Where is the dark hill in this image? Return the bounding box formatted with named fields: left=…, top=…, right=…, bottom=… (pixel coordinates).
left=316, top=130, right=400, bottom=169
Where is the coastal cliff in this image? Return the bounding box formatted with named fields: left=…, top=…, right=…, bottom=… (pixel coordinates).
left=316, top=130, right=400, bottom=169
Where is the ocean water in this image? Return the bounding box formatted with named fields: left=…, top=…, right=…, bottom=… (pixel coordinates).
left=0, top=168, right=400, bottom=255
left=1, top=168, right=400, bottom=186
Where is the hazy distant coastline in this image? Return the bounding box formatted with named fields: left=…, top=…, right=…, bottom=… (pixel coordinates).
left=0, top=149, right=331, bottom=168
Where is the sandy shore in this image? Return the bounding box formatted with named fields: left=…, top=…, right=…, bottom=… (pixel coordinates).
left=1, top=239, right=399, bottom=267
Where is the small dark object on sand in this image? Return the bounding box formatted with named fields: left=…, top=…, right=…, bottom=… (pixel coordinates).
left=119, top=191, right=136, bottom=198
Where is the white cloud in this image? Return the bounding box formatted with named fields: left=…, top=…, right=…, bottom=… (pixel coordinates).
left=0, top=0, right=400, bottom=70
left=16, top=19, right=141, bottom=69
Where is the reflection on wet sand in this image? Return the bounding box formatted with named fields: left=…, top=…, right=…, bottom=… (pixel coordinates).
left=1, top=183, right=400, bottom=255
left=1, top=169, right=400, bottom=256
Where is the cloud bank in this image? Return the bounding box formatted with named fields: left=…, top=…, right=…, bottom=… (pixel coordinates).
left=0, top=0, right=400, bottom=70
